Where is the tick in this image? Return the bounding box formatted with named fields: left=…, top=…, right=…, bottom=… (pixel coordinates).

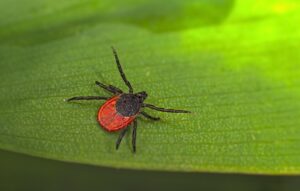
left=67, top=47, right=190, bottom=153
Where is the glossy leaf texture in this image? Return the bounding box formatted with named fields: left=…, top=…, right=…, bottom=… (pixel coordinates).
left=0, top=0, right=300, bottom=174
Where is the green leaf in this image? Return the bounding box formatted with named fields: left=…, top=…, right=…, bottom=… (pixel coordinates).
left=1, top=0, right=300, bottom=174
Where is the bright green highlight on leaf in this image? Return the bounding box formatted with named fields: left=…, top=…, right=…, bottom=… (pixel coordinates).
left=0, top=0, right=300, bottom=174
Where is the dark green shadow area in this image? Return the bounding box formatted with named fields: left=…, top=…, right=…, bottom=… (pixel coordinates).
left=0, top=0, right=234, bottom=46
left=105, top=0, right=235, bottom=32
left=0, top=149, right=299, bottom=191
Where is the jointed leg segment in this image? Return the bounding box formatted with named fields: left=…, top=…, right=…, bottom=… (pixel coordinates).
left=142, top=103, right=191, bottom=113
left=95, top=81, right=123, bottom=94
left=140, top=111, right=160, bottom=121
left=112, top=47, right=133, bottom=93
left=116, top=120, right=138, bottom=153
left=132, top=120, right=137, bottom=153
left=116, top=126, right=129, bottom=150
left=67, top=96, right=108, bottom=101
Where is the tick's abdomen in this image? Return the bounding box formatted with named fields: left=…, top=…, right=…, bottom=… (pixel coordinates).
left=98, top=96, right=135, bottom=132
left=116, top=93, right=142, bottom=116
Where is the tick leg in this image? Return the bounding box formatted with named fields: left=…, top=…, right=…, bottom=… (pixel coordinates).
left=140, top=111, right=160, bottom=121
left=66, top=96, right=108, bottom=102
left=132, top=120, right=137, bottom=153
left=95, top=81, right=123, bottom=94
left=142, top=103, right=191, bottom=113
left=116, top=127, right=129, bottom=150
left=111, top=47, right=134, bottom=93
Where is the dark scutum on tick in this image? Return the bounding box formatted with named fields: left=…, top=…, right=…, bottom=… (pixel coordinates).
left=67, top=47, right=191, bottom=153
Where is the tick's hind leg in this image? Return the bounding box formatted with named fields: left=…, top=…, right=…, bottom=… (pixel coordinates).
left=66, top=96, right=108, bottom=102
left=95, top=81, right=123, bottom=94
left=140, top=111, right=160, bottom=121
left=132, top=120, right=137, bottom=153
left=116, top=127, right=129, bottom=150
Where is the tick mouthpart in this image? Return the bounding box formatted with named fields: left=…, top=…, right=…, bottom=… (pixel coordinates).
left=136, top=91, right=147, bottom=100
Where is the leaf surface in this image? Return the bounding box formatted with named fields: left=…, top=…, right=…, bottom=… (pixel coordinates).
left=1, top=0, right=300, bottom=174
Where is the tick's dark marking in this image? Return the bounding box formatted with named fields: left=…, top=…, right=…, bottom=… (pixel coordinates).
left=116, top=92, right=147, bottom=116
left=67, top=47, right=190, bottom=153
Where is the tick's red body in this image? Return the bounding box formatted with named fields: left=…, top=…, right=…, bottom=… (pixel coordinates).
left=98, top=96, right=136, bottom=132
left=67, top=47, right=190, bottom=153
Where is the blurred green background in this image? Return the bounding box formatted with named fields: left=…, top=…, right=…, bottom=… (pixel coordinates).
left=1, top=0, right=300, bottom=190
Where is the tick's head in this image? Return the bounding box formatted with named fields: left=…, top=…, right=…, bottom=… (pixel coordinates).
left=135, top=91, right=147, bottom=102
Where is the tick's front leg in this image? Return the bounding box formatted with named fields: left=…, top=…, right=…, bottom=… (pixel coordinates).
left=66, top=96, right=108, bottom=102
left=95, top=81, right=123, bottom=94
